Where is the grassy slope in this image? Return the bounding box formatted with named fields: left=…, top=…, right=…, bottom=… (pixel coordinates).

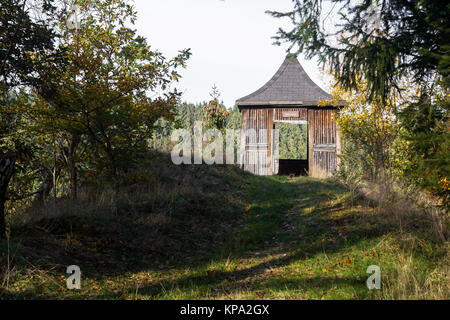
left=0, top=163, right=448, bottom=299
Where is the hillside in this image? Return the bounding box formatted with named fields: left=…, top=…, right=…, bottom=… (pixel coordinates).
left=1, top=159, right=447, bottom=299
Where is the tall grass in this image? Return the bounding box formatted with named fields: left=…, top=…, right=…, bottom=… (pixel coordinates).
left=335, top=168, right=449, bottom=299
left=2, top=152, right=448, bottom=300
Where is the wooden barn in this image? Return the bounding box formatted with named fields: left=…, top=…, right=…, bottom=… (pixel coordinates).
left=236, top=56, right=342, bottom=178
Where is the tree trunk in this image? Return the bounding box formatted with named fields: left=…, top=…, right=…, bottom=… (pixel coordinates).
left=111, top=162, right=120, bottom=196
left=61, top=133, right=80, bottom=200
left=108, top=154, right=120, bottom=211
left=68, top=157, right=78, bottom=200
left=104, top=141, right=120, bottom=196
left=35, top=167, right=60, bottom=205
left=0, top=154, right=15, bottom=239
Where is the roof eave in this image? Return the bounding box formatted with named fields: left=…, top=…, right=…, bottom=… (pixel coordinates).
left=236, top=101, right=304, bottom=106
left=236, top=100, right=346, bottom=110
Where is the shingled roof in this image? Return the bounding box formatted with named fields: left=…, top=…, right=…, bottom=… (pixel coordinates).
left=236, top=56, right=333, bottom=107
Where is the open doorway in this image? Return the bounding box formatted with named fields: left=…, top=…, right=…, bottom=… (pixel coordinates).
left=274, top=122, right=308, bottom=176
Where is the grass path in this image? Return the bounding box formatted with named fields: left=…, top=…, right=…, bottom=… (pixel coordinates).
left=1, top=170, right=448, bottom=299
left=144, top=176, right=384, bottom=300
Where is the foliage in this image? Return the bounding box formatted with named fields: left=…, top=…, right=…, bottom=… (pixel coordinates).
left=225, top=105, right=242, bottom=131
left=324, top=81, right=399, bottom=181
left=1, top=0, right=192, bottom=238
left=270, top=0, right=450, bottom=207
left=0, top=0, right=61, bottom=238
left=269, top=0, right=449, bottom=102
left=276, top=123, right=307, bottom=160
left=32, top=0, right=191, bottom=194
left=149, top=100, right=241, bottom=153
left=202, top=85, right=230, bottom=131
left=398, top=90, right=450, bottom=208
left=0, top=0, right=58, bottom=93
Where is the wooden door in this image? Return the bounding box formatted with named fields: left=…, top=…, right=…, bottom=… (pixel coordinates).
left=308, top=109, right=340, bottom=178
left=240, top=108, right=273, bottom=175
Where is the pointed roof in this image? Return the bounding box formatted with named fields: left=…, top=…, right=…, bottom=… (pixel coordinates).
left=236, top=56, right=333, bottom=107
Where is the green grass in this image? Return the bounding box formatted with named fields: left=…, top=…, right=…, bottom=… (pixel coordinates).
left=0, top=164, right=448, bottom=300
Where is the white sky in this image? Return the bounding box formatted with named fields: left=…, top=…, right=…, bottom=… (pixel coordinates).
left=134, top=0, right=332, bottom=108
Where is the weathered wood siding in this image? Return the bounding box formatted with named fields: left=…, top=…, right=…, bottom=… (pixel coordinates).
left=240, top=108, right=273, bottom=175
left=241, top=107, right=339, bottom=178
left=308, top=109, right=339, bottom=178
left=274, top=108, right=308, bottom=122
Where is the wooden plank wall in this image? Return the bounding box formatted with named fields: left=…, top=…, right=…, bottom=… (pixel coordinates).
left=240, top=108, right=273, bottom=175
left=241, top=107, right=339, bottom=178
left=308, top=109, right=338, bottom=178
left=274, top=108, right=308, bottom=122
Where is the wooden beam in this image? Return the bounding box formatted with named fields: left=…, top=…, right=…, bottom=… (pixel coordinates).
left=308, top=109, right=315, bottom=177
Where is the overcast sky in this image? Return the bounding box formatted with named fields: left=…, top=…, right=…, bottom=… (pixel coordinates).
left=134, top=0, right=332, bottom=108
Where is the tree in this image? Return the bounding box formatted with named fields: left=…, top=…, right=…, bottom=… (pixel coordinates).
left=34, top=0, right=191, bottom=195
left=398, top=92, right=449, bottom=208
left=269, top=0, right=449, bottom=100
left=203, top=85, right=229, bottom=131
left=270, top=0, right=449, bottom=207
left=225, top=105, right=241, bottom=131
left=0, top=0, right=59, bottom=238
left=323, top=80, right=399, bottom=182
left=276, top=123, right=307, bottom=160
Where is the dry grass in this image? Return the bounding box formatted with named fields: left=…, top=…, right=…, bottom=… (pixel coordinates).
left=374, top=234, right=449, bottom=300
left=1, top=156, right=448, bottom=300
left=359, top=178, right=448, bottom=242
left=342, top=174, right=449, bottom=299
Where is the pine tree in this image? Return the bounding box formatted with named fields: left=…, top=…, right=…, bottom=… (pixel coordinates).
left=270, top=0, right=449, bottom=207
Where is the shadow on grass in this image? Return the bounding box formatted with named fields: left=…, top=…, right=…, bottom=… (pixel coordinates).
left=1, top=164, right=390, bottom=299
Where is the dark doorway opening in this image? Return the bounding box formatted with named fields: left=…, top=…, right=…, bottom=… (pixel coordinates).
left=278, top=159, right=308, bottom=176
left=275, top=122, right=308, bottom=176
